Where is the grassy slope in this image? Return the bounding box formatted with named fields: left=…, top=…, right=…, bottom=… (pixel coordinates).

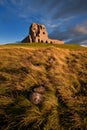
left=0, top=43, right=87, bottom=130
left=2, top=42, right=87, bottom=50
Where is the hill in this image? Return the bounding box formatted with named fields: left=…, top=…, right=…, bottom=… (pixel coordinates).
left=0, top=44, right=87, bottom=130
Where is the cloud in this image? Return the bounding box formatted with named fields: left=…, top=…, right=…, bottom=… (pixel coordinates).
left=49, top=16, right=76, bottom=39
left=49, top=19, right=87, bottom=44
left=0, top=0, right=7, bottom=5
left=3, top=0, right=47, bottom=20
left=74, top=21, right=87, bottom=34
left=0, top=0, right=83, bottom=26
left=52, top=0, right=87, bottom=19
left=80, top=40, right=87, bottom=45
left=74, top=25, right=87, bottom=34
left=0, top=0, right=87, bottom=44
left=1, top=0, right=87, bottom=20
left=0, top=0, right=5, bottom=5
left=0, top=0, right=4, bottom=5
left=69, top=35, right=87, bottom=44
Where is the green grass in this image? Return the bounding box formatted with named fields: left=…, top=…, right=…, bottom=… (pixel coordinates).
left=1, top=42, right=87, bottom=50
left=0, top=44, right=87, bottom=130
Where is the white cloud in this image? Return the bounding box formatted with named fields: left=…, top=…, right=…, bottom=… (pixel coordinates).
left=46, top=23, right=58, bottom=28
left=46, top=16, right=76, bottom=29
left=64, top=38, right=72, bottom=43
left=80, top=40, right=87, bottom=44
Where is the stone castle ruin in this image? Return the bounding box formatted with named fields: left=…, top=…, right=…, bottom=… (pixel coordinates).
left=22, top=23, right=64, bottom=44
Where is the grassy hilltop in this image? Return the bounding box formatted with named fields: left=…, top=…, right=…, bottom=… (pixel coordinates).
left=0, top=43, right=87, bottom=130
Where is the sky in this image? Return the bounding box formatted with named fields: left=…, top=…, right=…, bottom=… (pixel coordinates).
left=0, top=0, right=87, bottom=44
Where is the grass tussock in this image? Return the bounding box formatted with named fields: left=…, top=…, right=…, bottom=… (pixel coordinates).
left=0, top=44, right=87, bottom=130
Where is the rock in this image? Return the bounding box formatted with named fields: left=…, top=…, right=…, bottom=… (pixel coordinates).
left=29, top=92, right=43, bottom=105
left=28, top=86, right=45, bottom=104
left=33, top=86, right=45, bottom=94
left=22, top=23, right=64, bottom=44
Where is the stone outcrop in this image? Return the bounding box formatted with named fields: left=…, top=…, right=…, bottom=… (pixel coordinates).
left=29, top=92, right=43, bottom=105
left=22, top=23, right=64, bottom=44
left=29, top=86, right=45, bottom=105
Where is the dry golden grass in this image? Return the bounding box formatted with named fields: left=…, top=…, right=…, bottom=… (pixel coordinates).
left=0, top=45, right=87, bottom=130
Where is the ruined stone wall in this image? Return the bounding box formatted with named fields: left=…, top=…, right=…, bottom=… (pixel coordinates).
left=22, top=23, right=64, bottom=44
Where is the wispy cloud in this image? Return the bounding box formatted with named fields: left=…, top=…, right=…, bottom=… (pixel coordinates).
left=74, top=25, right=87, bottom=34
left=0, top=0, right=87, bottom=44
left=50, top=19, right=87, bottom=44
left=9, top=0, right=25, bottom=7
left=81, top=40, right=87, bottom=44
left=74, top=21, right=87, bottom=34
left=0, top=0, right=7, bottom=5
left=52, top=0, right=87, bottom=19
left=0, top=0, right=4, bottom=5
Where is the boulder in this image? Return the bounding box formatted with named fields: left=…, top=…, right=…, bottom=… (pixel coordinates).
left=29, top=92, right=43, bottom=105
left=28, top=86, right=45, bottom=105
left=22, top=23, right=64, bottom=44
left=33, top=86, right=45, bottom=94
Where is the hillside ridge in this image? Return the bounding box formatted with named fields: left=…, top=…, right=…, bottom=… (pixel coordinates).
left=0, top=46, right=87, bottom=130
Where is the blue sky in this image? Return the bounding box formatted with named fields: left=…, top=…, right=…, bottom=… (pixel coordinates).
left=0, top=0, right=87, bottom=44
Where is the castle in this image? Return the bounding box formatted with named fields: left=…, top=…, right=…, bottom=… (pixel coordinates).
left=22, top=23, right=64, bottom=44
